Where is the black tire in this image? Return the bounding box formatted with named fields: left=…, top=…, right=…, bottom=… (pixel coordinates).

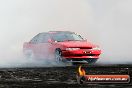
left=55, top=49, right=63, bottom=63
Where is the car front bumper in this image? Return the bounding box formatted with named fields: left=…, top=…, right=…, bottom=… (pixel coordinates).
left=61, top=49, right=101, bottom=59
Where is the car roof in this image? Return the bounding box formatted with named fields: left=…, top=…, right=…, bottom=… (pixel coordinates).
left=49, top=31, right=74, bottom=33
left=38, top=31, right=75, bottom=36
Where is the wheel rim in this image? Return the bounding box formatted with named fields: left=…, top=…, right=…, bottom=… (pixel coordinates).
left=55, top=50, right=62, bottom=62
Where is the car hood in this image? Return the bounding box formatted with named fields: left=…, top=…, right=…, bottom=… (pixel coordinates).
left=57, top=40, right=95, bottom=48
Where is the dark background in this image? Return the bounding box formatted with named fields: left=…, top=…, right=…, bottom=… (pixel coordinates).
left=0, top=65, right=131, bottom=88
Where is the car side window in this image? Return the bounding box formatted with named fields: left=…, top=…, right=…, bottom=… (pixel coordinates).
left=52, top=33, right=67, bottom=42
left=30, top=34, right=40, bottom=44
left=37, top=34, right=50, bottom=43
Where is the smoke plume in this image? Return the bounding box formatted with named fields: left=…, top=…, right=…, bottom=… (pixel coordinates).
left=0, top=0, right=132, bottom=67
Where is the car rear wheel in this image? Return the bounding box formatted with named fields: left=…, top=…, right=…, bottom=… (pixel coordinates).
left=24, top=50, right=35, bottom=59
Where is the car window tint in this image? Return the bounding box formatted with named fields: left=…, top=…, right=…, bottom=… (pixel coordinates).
left=52, top=33, right=66, bottom=42
left=37, top=34, right=50, bottom=43
left=52, top=33, right=83, bottom=42
left=30, top=34, right=40, bottom=43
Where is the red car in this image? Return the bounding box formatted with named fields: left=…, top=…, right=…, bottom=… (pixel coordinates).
left=23, top=31, right=101, bottom=64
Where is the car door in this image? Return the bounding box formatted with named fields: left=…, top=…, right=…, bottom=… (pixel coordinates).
left=36, top=33, right=52, bottom=59
left=28, top=33, right=41, bottom=58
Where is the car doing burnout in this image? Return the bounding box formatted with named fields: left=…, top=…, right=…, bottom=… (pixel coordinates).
left=23, top=31, right=101, bottom=64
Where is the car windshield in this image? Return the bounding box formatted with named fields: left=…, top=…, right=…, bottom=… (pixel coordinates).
left=51, top=33, right=84, bottom=42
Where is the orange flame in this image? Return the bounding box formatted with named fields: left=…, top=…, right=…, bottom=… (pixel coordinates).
left=78, top=66, right=86, bottom=76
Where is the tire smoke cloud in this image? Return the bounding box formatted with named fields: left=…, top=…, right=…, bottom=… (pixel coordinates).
left=0, top=0, right=132, bottom=67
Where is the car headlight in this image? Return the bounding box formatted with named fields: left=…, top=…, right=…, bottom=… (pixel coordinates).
left=92, top=47, right=100, bottom=50
left=66, top=48, right=80, bottom=51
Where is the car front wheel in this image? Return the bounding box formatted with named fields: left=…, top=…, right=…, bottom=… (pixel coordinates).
left=55, top=49, right=63, bottom=63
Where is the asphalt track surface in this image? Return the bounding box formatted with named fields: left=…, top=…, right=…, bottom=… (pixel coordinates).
left=0, top=64, right=131, bottom=88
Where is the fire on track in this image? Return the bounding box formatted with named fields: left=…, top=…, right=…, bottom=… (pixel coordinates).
left=0, top=64, right=131, bottom=88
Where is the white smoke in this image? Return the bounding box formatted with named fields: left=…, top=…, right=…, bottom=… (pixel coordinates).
left=94, top=0, right=132, bottom=64
left=0, top=0, right=132, bottom=67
